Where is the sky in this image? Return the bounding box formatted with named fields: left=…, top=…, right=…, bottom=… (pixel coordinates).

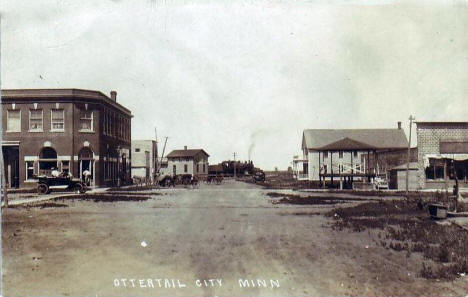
left=2, top=0, right=468, bottom=170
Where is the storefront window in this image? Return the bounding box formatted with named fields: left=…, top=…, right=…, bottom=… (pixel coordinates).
left=61, top=161, right=70, bottom=174
left=425, top=159, right=446, bottom=180
left=26, top=161, right=35, bottom=180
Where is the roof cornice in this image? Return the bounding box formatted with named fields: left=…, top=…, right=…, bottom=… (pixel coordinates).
left=1, top=88, right=131, bottom=115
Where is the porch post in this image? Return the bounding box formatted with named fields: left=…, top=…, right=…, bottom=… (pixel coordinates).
left=351, top=151, right=354, bottom=177
left=375, top=150, right=379, bottom=176
left=330, top=151, right=334, bottom=187
left=318, top=151, right=321, bottom=185
left=367, top=149, right=370, bottom=182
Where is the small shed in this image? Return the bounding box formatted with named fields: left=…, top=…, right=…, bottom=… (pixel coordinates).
left=389, top=162, right=419, bottom=190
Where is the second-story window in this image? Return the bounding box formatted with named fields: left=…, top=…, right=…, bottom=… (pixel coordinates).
left=29, top=109, right=43, bottom=131
left=339, top=151, right=343, bottom=158
left=51, top=109, right=64, bottom=131
left=7, top=110, right=21, bottom=132
left=80, top=111, right=93, bottom=131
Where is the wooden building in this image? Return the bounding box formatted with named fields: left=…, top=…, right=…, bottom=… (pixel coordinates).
left=164, top=147, right=209, bottom=178
left=294, top=124, right=408, bottom=189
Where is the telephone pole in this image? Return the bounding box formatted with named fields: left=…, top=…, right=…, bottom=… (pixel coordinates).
left=233, top=152, right=237, bottom=178
left=406, top=115, right=415, bottom=196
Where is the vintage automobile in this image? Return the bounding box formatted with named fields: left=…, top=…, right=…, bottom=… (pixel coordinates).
left=37, top=175, right=87, bottom=194
left=158, top=174, right=198, bottom=187
left=252, top=170, right=266, bottom=183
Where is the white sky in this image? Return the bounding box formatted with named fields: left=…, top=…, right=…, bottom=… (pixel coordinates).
left=2, top=0, right=468, bottom=170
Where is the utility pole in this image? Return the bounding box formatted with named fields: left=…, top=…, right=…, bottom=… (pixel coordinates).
left=154, top=127, right=158, bottom=183
left=406, top=115, right=415, bottom=196
left=160, top=137, right=168, bottom=164
left=233, top=152, right=237, bottom=178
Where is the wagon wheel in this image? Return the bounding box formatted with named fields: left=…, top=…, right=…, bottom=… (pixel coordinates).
left=37, top=184, right=49, bottom=195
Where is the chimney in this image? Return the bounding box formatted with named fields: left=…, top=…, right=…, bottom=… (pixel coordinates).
left=397, top=121, right=402, bottom=130
left=110, top=91, right=117, bottom=101
left=184, top=146, right=187, bottom=150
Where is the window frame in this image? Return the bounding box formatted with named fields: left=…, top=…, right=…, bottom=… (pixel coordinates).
left=79, top=110, right=94, bottom=132
left=6, top=109, right=21, bottom=132
left=50, top=109, right=65, bottom=132
left=25, top=161, right=36, bottom=180
left=29, top=109, right=43, bottom=132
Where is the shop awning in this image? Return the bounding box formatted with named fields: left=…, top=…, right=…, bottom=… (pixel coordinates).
left=423, top=154, right=468, bottom=168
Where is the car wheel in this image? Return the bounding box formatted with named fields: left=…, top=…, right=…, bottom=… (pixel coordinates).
left=74, top=184, right=84, bottom=194
left=37, top=184, right=49, bottom=195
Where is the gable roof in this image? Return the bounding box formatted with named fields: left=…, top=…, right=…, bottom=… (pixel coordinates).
left=166, top=149, right=209, bottom=158
left=303, top=129, right=408, bottom=151
left=318, top=137, right=377, bottom=151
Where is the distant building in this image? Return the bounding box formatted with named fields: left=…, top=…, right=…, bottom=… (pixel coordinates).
left=416, top=122, right=468, bottom=189
left=1, top=89, right=132, bottom=188
left=131, top=140, right=158, bottom=182
left=165, top=146, right=209, bottom=177
left=295, top=123, right=408, bottom=188
left=159, top=157, right=169, bottom=176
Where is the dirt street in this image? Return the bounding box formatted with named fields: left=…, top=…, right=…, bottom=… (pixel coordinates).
left=2, top=181, right=467, bottom=297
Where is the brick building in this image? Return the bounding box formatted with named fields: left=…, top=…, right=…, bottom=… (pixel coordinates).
left=416, top=122, right=468, bottom=189
left=1, top=89, right=132, bottom=188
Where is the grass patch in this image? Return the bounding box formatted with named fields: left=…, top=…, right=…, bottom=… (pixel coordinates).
left=9, top=202, right=69, bottom=209
left=327, top=200, right=468, bottom=280
left=267, top=192, right=374, bottom=205
left=54, top=194, right=150, bottom=202
left=105, top=192, right=162, bottom=196
left=107, top=185, right=160, bottom=192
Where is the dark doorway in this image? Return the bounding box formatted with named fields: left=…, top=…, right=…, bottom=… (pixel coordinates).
left=2, top=146, right=19, bottom=188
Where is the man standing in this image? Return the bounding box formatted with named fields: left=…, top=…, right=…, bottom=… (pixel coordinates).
left=82, top=169, right=91, bottom=186
left=51, top=167, right=60, bottom=177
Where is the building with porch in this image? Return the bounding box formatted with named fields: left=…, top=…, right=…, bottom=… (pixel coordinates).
left=416, top=121, right=468, bottom=190
left=1, top=89, right=132, bottom=188
left=294, top=125, right=408, bottom=188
